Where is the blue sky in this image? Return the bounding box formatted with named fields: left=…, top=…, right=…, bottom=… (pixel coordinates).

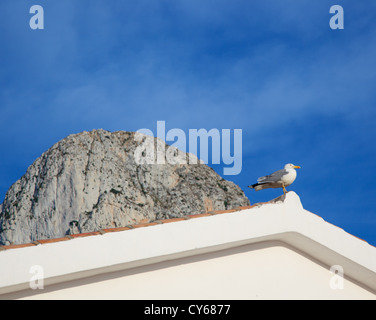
left=1, top=1, right=376, bottom=245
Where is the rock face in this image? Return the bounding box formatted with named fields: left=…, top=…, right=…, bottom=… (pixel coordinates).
left=0, top=129, right=250, bottom=245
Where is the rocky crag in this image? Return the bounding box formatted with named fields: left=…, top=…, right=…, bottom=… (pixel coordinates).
left=0, top=129, right=249, bottom=245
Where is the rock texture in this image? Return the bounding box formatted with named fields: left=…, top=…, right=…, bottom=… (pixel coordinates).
left=0, top=129, right=250, bottom=245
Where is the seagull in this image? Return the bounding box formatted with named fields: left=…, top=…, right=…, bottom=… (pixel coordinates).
left=248, top=163, right=301, bottom=194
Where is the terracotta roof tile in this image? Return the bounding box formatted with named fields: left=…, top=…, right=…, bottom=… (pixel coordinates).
left=187, top=213, right=213, bottom=219
left=210, top=209, right=238, bottom=215
left=69, top=231, right=102, bottom=238
left=100, top=227, right=131, bottom=233
left=131, top=222, right=159, bottom=229
left=236, top=205, right=259, bottom=210
left=351, top=234, right=369, bottom=244
left=0, top=242, right=38, bottom=250
left=37, top=237, right=71, bottom=244
left=160, top=217, right=186, bottom=224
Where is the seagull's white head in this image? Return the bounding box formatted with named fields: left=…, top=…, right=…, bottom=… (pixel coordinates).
left=284, top=163, right=301, bottom=170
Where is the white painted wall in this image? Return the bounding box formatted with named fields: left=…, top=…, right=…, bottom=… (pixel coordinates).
left=16, top=242, right=375, bottom=300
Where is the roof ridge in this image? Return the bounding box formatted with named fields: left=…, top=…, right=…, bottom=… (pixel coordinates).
left=0, top=204, right=263, bottom=251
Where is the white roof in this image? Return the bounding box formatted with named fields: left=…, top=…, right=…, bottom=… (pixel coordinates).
left=0, top=191, right=375, bottom=295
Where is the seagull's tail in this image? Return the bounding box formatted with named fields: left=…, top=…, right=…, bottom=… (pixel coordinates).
left=248, top=183, right=262, bottom=191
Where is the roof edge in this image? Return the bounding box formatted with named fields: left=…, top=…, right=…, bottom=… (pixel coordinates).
left=0, top=192, right=375, bottom=296
left=0, top=204, right=269, bottom=251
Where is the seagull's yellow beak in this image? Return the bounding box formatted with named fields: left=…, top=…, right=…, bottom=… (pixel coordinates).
left=294, top=165, right=301, bottom=169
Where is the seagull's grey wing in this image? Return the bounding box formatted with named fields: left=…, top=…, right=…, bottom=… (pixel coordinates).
left=257, top=169, right=287, bottom=183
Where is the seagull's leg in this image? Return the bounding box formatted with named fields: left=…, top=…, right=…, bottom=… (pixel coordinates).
left=282, top=183, right=287, bottom=195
